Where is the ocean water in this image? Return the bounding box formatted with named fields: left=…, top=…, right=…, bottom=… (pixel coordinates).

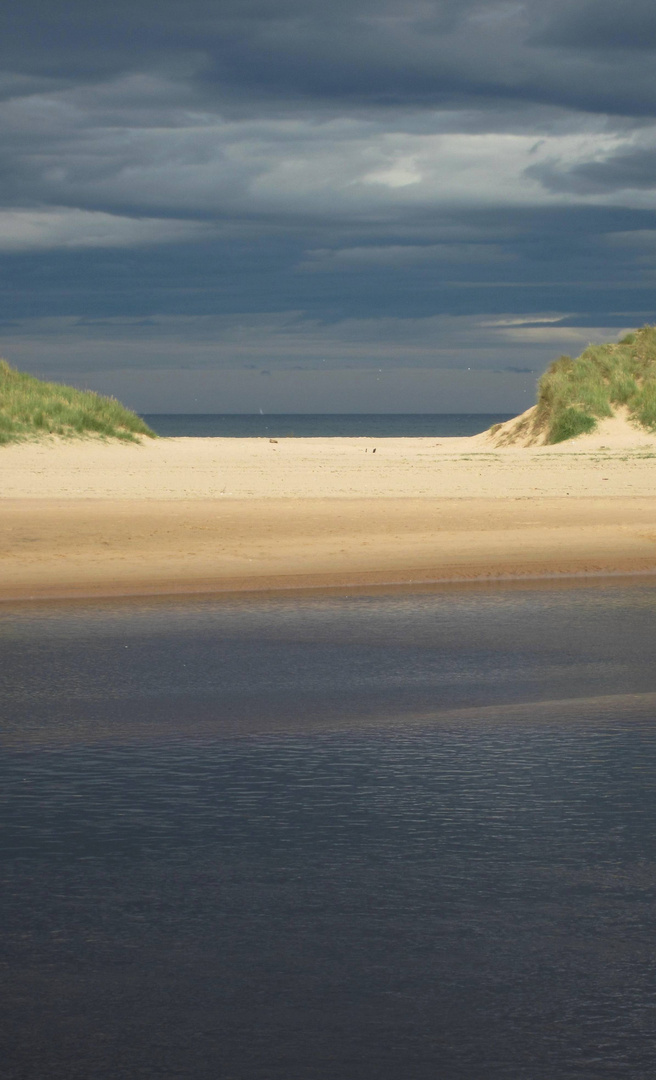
left=2, top=581, right=656, bottom=1079
left=141, top=413, right=513, bottom=438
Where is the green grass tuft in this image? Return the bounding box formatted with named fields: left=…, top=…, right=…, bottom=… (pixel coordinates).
left=534, top=325, right=656, bottom=443
left=549, top=407, right=598, bottom=444
left=0, top=360, right=156, bottom=445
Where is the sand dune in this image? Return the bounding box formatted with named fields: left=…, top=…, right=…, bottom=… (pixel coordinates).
left=480, top=404, right=656, bottom=449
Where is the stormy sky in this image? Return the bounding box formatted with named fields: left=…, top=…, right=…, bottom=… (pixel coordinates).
left=2, top=0, right=656, bottom=412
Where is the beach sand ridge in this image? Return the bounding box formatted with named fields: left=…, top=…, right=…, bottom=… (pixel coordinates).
left=2, top=430, right=656, bottom=599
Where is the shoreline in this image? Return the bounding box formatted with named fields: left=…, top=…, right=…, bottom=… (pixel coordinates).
left=4, top=569, right=656, bottom=606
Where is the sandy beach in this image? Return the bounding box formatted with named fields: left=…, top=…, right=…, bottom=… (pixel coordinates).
left=2, top=420, right=656, bottom=600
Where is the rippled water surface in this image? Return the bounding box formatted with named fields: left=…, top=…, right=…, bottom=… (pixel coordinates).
left=2, top=583, right=656, bottom=1079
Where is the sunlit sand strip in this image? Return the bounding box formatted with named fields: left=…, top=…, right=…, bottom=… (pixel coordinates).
left=2, top=496, right=656, bottom=602
left=1, top=426, right=656, bottom=500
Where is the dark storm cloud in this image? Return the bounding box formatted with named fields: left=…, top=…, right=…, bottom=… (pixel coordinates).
left=2, top=205, right=654, bottom=327
left=2, top=0, right=656, bottom=115
left=2, top=0, right=656, bottom=408
left=528, top=147, right=656, bottom=195
left=532, top=0, right=656, bottom=51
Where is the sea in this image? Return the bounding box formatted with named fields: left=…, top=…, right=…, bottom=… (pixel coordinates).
left=3, top=580, right=656, bottom=1079
left=141, top=413, right=513, bottom=438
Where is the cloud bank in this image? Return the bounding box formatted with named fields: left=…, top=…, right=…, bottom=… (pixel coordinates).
left=1, top=0, right=655, bottom=409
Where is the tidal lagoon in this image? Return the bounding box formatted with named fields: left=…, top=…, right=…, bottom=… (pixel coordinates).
left=2, top=581, right=656, bottom=1078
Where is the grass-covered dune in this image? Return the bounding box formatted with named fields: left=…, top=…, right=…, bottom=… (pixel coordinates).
left=494, top=325, right=656, bottom=445
left=0, top=360, right=155, bottom=445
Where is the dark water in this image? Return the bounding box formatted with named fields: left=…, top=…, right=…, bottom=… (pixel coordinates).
left=141, top=413, right=513, bottom=438
left=2, top=582, right=656, bottom=1079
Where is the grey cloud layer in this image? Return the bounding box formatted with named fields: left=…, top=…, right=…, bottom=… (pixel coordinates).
left=4, top=1, right=656, bottom=113
left=1, top=0, right=656, bottom=400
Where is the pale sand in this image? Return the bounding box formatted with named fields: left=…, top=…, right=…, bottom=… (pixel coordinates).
left=2, top=418, right=656, bottom=600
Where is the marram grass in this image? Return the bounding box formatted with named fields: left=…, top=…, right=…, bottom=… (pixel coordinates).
left=0, top=361, right=155, bottom=445
left=529, top=325, right=656, bottom=444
